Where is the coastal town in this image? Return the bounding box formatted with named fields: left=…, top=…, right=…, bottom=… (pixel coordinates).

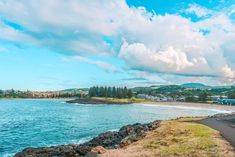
left=1, top=83, right=235, bottom=106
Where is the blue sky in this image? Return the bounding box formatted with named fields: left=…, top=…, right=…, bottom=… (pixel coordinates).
left=0, top=0, right=235, bottom=90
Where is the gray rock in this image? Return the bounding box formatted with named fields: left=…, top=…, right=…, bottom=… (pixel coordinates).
left=85, top=152, right=98, bottom=157
left=14, top=120, right=161, bottom=157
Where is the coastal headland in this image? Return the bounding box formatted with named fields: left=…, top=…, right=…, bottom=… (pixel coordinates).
left=66, top=97, right=235, bottom=111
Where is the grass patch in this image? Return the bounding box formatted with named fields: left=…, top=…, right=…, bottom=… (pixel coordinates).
left=144, top=121, right=219, bottom=157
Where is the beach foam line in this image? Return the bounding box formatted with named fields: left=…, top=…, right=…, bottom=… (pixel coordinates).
left=108, top=128, right=119, bottom=132
left=69, top=136, right=93, bottom=144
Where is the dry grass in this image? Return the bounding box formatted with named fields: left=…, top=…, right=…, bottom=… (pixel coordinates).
left=100, top=119, right=235, bottom=157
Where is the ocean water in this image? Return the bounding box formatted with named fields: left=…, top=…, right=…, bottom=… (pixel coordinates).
left=0, top=99, right=233, bottom=157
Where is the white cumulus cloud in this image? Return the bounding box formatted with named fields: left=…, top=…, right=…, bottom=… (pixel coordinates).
left=0, top=0, right=235, bottom=84
left=185, top=3, right=213, bottom=18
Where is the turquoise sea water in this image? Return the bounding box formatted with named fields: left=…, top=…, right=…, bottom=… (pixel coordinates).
left=0, top=100, right=233, bottom=157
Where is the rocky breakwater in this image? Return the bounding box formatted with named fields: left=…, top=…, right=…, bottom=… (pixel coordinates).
left=14, top=120, right=160, bottom=157
left=210, top=112, right=235, bottom=123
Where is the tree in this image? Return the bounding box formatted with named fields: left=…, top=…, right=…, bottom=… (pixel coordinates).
left=88, top=87, right=96, bottom=97
left=88, top=86, right=133, bottom=99
left=94, top=86, right=99, bottom=97
left=127, top=89, right=133, bottom=98
left=116, top=88, right=121, bottom=98
left=123, top=87, right=128, bottom=98
left=99, top=86, right=105, bottom=97
left=107, top=87, right=112, bottom=97
left=228, top=89, right=235, bottom=99
left=185, top=94, right=195, bottom=102
left=104, top=86, right=108, bottom=97
left=198, top=92, right=208, bottom=102
left=112, top=87, right=116, bottom=98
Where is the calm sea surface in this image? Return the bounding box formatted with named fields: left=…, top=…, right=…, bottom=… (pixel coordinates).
left=0, top=99, right=233, bottom=157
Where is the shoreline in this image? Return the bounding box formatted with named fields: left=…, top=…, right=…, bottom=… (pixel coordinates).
left=143, top=101, right=235, bottom=111
left=66, top=97, right=149, bottom=104
left=14, top=120, right=161, bottom=157
left=3, top=97, right=235, bottom=111
left=14, top=113, right=235, bottom=157
left=65, top=97, right=235, bottom=111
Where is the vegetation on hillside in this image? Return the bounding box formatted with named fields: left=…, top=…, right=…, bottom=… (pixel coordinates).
left=1, top=84, right=235, bottom=102
left=0, top=89, right=86, bottom=99
left=134, top=84, right=235, bottom=103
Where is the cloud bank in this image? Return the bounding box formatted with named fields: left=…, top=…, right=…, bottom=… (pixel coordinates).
left=0, top=0, right=235, bottom=85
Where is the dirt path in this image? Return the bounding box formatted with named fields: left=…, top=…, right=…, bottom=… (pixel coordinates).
left=198, top=117, right=235, bottom=148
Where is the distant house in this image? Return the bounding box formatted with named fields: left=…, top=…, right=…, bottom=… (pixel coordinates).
left=211, top=95, right=228, bottom=102
left=159, top=97, right=167, bottom=102
left=136, top=94, right=163, bottom=101
left=176, top=97, right=185, bottom=102
left=136, top=94, right=186, bottom=102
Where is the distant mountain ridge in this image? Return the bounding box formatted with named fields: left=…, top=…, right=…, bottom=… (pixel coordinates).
left=60, top=88, right=89, bottom=93
left=132, top=83, right=211, bottom=92
left=180, top=83, right=210, bottom=88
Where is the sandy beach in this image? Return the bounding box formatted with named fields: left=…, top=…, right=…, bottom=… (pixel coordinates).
left=145, top=101, right=235, bottom=111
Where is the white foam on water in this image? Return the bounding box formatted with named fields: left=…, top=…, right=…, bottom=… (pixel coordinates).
left=69, top=136, right=93, bottom=144
left=65, top=103, right=95, bottom=106
left=108, top=128, right=119, bottom=132
left=3, top=153, right=14, bottom=157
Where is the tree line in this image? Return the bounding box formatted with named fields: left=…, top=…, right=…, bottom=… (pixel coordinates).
left=0, top=89, right=84, bottom=99
left=185, top=92, right=210, bottom=102
left=88, top=86, right=133, bottom=98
